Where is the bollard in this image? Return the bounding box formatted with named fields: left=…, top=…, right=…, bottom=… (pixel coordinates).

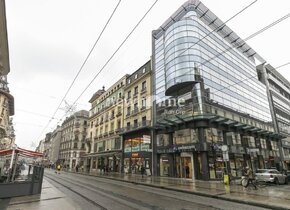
left=223, top=174, right=229, bottom=185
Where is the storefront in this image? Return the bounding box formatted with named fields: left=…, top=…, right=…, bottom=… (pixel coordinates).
left=157, top=144, right=195, bottom=179
left=122, top=132, right=152, bottom=175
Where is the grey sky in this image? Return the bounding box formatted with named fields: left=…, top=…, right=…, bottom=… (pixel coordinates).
left=4, top=0, right=290, bottom=149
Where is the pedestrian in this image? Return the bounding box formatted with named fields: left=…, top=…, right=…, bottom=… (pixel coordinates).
left=244, top=166, right=257, bottom=189
left=56, top=164, right=61, bottom=174
left=76, top=164, right=79, bottom=173
left=141, top=165, right=146, bottom=178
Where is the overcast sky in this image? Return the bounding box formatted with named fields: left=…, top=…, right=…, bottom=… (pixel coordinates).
left=5, top=0, right=290, bottom=150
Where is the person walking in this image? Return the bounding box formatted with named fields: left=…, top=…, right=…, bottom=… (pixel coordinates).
left=141, top=165, right=146, bottom=178
left=56, top=164, right=61, bottom=174
left=244, top=166, right=257, bottom=189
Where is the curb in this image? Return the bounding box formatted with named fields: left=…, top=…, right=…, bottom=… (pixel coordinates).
left=55, top=170, right=290, bottom=210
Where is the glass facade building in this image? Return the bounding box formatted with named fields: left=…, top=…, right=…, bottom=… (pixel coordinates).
left=258, top=64, right=290, bottom=170
left=152, top=0, right=281, bottom=180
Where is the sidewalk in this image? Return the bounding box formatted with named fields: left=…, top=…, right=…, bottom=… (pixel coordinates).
left=2, top=170, right=290, bottom=210
left=74, top=170, right=290, bottom=210
left=1, top=179, right=81, bottom=210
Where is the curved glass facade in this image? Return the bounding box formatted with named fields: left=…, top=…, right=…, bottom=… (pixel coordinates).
left=164, top=13, right=199, bottom=94
left=153, top=10, right=272, bottom=123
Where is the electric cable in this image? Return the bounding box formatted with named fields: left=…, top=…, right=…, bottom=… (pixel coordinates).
left=199, top=12, right=290, bottom=95
left=60, top=0, right=160, bottom=122
left=35, top=0, right=122, bottom=142
left=276, top=62, right=290, bottom=70
left=176, top=0, right=258, bottom=59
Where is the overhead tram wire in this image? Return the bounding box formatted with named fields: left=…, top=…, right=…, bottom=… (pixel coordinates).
left=202, top=12, right=290, bottom=95
left=276, top=62, right=290, bottom=70
left=35, top=0, right=122, bottom=141
left=62, top=0, right=160, bottom=119
left=175, top=0, right=258, bottom=59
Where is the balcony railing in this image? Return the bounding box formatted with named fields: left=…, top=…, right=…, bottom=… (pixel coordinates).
left=109, top=130, right=114, bottom=135
left=116, top=111, right=122, bottom=117
left=124, top=120, right=151, bottom=132
left=115, top=128, right=121, bottom=133
left=141, top=87, right=147, bottom=94
left=131, top=108, right=139, bottom=115
left=103, top=132, right=108, bottom=137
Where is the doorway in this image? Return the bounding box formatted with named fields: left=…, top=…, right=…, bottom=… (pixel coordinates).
left=175, top=154, right=193, bottom=179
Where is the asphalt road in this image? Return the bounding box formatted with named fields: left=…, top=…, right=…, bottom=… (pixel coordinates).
left=44, top=170, right=271, bottom=210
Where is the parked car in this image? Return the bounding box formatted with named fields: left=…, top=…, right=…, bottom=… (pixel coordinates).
left=255, top=169, right=288, bottom=184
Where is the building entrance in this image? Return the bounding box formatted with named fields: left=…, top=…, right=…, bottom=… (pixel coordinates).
left=175, top=155, right=192, bottom=179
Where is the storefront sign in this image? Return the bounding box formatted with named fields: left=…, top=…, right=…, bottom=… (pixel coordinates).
left=247, top=148, right=260, bottom=153
left=131, top=153, right=139, bottom=158
left=177, top=145, right=196, bottom=152
left=143, top=135, right=151, bottom=143
left=180, top=152, right=192, bottom=157
left=223, top=152, right=229, bottom=161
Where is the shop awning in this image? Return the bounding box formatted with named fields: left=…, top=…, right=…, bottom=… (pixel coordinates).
left=0, top=148, right=43, bottom=157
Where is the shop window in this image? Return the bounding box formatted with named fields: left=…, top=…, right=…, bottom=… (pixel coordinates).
left=174, top=129, right=192, bottom=144
left=157, top=134, right=169, bottom=146
left=260, top=138, right=267, bottom=149
left=248, top=137, right=255, bottom=147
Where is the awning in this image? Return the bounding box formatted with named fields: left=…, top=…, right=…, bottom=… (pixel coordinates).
left=0, top=147, right=43, bottom=157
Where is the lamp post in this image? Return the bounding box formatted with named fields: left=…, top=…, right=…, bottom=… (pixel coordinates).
left=9, top=144, right=17, bottom=169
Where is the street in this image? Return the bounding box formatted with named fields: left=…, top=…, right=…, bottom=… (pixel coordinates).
left=44, top=170, right=271, bottom=210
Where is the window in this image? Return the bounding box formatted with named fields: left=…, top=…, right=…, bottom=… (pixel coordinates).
left=141, top=98, right=146, bottom=108
left=119, top=92, right=122, bottom=98
left=142, top=81, right=146, bottom=90
left=134, top=86, right=138, bottom=95
left=127, top=91, right=131, bottom=99
left=128, top=79, right=131, bottom=84
left=142, top=68, right=146, bottom=73
left=135, top=74, right=138, bottom=79
left=134, top=119, right=138, bottom=128
left=74, top=143, right=78, bottom=149
left=127, top=107, right=131, bottom=116
left=142, top=116, right=146, bottom=126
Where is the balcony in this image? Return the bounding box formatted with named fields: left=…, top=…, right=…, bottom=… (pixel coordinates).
left=110, top=115, right=115, bottom=120
left=103, top=132, right=108, bottom=137
left=131, top=108, right=139, bottom=116
left=105, top=117, right=109, bottom=122
left=115, top=128, right=121, bottom=133
left=125, top=120, right=151, bottom=132
left=100, top=120, right=104, bottom=125
left=85, top=138, right=92, bottom=143
left=116, top=111, right=122, bottom=117
left=109, top=130, right=114, bottom=135
left=140, top=106, right=146, bottom=111
left=126, top=97, right=131, bottom=103
left=126, top=112, right=131, bottom=117
left=133, top=92, right=138, bottom=98
left=141, top=87, right=147, bottom=94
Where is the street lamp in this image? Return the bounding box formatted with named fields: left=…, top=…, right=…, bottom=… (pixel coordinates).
left=9, top=143, right=17, bottom=169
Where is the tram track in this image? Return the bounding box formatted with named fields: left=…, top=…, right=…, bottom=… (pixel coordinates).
left=44, top=173, right=159, bottom=210
left=45, top=175, right=108, bottom=210
left=44, top=172, right=221, bottom=210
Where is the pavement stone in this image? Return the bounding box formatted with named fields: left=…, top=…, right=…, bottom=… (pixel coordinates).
left=2, top=169, right=290, bottom=210
left=69, top=170, right=290, bottom=210
left=4, top=179, right=81, bottom=210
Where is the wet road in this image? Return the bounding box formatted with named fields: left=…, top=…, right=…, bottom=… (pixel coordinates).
left=44, top=170, right=271, bottom=210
